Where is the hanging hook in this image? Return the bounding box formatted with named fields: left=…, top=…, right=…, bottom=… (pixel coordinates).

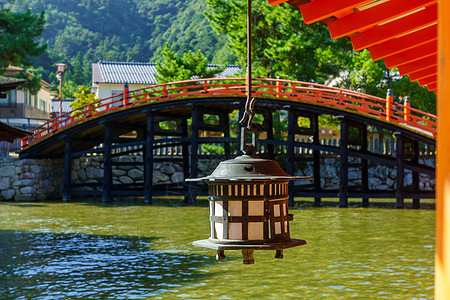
left=239, top=97, right=256, bottom=129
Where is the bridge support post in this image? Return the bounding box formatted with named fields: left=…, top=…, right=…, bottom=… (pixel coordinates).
left=62, top=138, right=72, bottom=202
left=102, top=123, right=113, bottom=203
left=144, top=112, right=154, bottom=204
left=412, top=140, right=420, bottom=209
left=339, top=117, right=349, bottom=208
left=183, top=118, right=190, bottom=204
left=224, top=112, right=231, bottom=159
left=287, top=109, right=295, bottom=206
left=362, top=124, right=369, bottom=207
left=266, top=111, right=275, bottom=160
left=395, top=132, right=404, bottom=208
left=313, top=114, right=321, bottom=206
left=188, top=106, right=200, bottom=204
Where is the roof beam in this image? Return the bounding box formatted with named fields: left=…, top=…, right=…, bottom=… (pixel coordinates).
left=426, top=83, right=436, bottom=91
left=368, top=24, right=437, bottom=61
left=398, top=54, right=437, bottom=75
left=408, top=65, right=437, bottom=81
left=268, top=0, right=289, bottom=5
left=299, top=0, right=373, bottom=24
left=383, top=40, right=437, bottom=69
left=418, top=75, right=436, bottom=86
left=351, top=4, right=437, bottom=51
left=328, top=0, right=435, bottom=39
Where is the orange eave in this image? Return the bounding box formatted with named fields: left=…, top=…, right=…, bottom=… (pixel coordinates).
left=270, top=0, right=438, bottom=92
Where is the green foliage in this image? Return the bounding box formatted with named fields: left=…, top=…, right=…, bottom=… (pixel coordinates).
left=61, top=80, right=80, bottom=99
left=70, top=86, right=99, bottom=118
left=156, top=43, right=224, bottom=83
left=0, top=8, right=46, bottom=72
left=339, top=49, right=436, bottom=115
left=4, top=0, right=233, bottom=88
left=15, top=70, right=42, bottom=94
left=205, top=0, right=347, bottom=82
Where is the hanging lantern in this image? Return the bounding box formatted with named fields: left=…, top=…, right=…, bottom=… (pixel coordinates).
left=187, top=99, right=308, bottom=264
left=187, top=153, right=307, bottom=264
left=187, top=0, right=307, bottom=264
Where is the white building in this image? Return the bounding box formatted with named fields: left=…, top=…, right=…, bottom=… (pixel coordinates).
left=91, top=61, right=242, bottom=100
left=0, top=66, right=56, bottom=128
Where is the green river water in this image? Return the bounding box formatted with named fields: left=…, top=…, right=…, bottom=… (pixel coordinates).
left=0, top=199, right=435, bottom=299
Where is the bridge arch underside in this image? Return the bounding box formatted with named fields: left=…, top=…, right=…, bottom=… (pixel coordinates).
left=20, top=97, right=436, bottom=208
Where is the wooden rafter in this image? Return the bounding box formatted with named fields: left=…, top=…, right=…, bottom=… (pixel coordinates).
left=269, top=0, right=438, bottom=92
left=351, top=4, right=437, bottom=51
left=397, top=54, right=436, bottom=75
left=418, top=74, right=437, bottom=86
left=383, top=40, right=437, bottom=68
left=299, top=0, right=373, bottom=24
left=328, top=0, right=435, bottom=39
left=408, top=65, right=437, bottom=81
left=368, top=24, right=437, bottom=61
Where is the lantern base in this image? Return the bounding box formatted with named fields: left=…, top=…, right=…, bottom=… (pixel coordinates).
left=193, top=238, right=306, bottom=250
left=193, top=238, right=306, bottom=264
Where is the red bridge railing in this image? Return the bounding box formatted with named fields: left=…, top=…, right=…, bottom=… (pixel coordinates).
left=21, top=78, right=437, bottom=148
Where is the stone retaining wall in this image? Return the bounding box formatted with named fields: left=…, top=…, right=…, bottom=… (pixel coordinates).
left=0, top=158, right=64, bottom=201
left=0, top=155, right=435, bottom=201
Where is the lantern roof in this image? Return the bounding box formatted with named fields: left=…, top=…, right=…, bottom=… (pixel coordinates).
left=187, top=155, right=306, bottom=182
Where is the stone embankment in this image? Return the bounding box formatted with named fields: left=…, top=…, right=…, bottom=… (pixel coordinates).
left=0, top=155, right=435, bottom=201
left=0, top=158, right=63, bottom=201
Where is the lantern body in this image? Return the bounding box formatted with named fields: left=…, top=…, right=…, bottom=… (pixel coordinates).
left=187, top=155, right=307, bottom=263
left=208, top=180, right=291, bottom=244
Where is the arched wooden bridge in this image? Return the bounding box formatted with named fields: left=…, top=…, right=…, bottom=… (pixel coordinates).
left=19, top=78, right=436, bottom=207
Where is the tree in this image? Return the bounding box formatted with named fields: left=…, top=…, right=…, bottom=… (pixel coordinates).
left=205, top=0, right=436, bottom=114
left=70, top=86, right=99, bottom=119
left=205, top=0, right=348, bottom=82
left=337, top=49, right=436, bottom=114
left=156, top=43, right=225, bottom=83
left=0, top=8, right=46, bottom=72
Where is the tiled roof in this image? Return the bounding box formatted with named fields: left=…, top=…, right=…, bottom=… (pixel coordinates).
left=52, top=99, right=75, bottom=114
left=209, top=65, right=242, bottom=78
left=92, top=61, right=242, bottom=84
left=94, top=61, right=158, bottom=84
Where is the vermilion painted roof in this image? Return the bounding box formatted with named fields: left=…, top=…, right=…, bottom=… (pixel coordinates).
left=269, top=0, right=438, bottom=92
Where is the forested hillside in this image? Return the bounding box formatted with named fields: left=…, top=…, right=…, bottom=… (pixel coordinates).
left=4, top=0, right=233, bottom=87
left=3, top=0, right=436, bottom=114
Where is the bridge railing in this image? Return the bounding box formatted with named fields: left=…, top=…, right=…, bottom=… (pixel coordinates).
left=21, top=78, right=437, bottom=148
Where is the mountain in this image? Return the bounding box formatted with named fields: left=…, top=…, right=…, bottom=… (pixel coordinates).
left=4, top=0, right=236, bottom=87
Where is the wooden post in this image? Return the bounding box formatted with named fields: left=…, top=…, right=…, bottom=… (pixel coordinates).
left=144, top=112, right=154, bottom=204
left=339, top=117, right=349, bottom=208
left=123, top=82, right=129, bottom=106
left=224, top=112, right=231, bottom=159
left=436, top=1, right=450, bottom=296
left=267, top=111, right=275, bottom=160
left=287, top=109, right=295, bottom=206
left=386, top=89, right=393, bottom=122
left=395, top=132, right=404, bottom=208
left=362, top=124, right=369, bottom=207
left=102, top=123, right=113, bottom=202
left=276, top=76, right=282, bottom=98
left=412, top=140, right=420, bottom=209
left=183, top=118, right=190, bottom=204
left=404, top=96, right=411, bottom=122
left=62, top=138, right=72, bottom=202
left=188, top=106, right=199, bottom=204
left=313, top=114, right=321, bottom=206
